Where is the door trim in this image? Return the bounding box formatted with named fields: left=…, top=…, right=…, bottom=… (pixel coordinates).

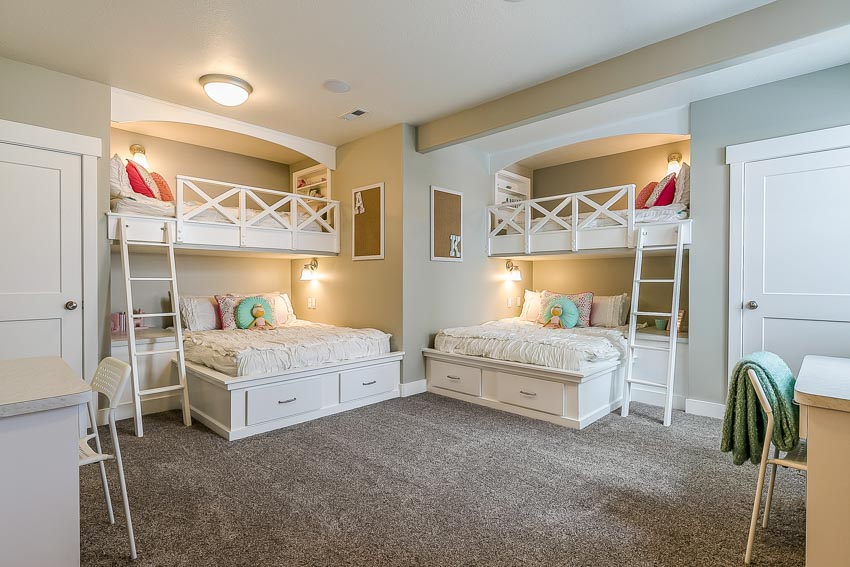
left=726, top=125, right=850, bottom=376
left=0, top=118, right=101, bottom=382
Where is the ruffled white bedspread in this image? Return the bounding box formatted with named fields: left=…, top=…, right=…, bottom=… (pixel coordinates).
left=434, top=318, right=627, bottom=371
left=184, top=320, right=391, bottom=377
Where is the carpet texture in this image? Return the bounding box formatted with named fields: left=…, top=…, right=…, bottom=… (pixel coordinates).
left=81, top=395, right=805, bottom=566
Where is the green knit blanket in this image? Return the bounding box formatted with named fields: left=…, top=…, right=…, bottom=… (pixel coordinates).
left=720, top=352, right=799, bottom=465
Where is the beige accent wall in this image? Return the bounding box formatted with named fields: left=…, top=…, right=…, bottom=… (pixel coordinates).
left=289, top=125, right=405, bottom=352
left=416, top=0, right=850, bottom=151
left=0, top=56, right=113, bottom=358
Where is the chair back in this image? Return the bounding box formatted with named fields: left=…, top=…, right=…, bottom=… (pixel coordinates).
left=747, top=369, right=774, bottom=416
left=91, top=357, right=132, bottom=410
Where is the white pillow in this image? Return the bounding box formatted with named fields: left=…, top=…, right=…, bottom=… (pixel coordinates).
left=109, top=154, right=133, bottom=198
left=591, top=294, right=630, bottom=327
left=673, top=162, right=690, bottom=206
left=179, top=295, right=221, bottom=331
left=273, top=293, right=296, bottom=326
left=520, top=289, right=544, bottom=322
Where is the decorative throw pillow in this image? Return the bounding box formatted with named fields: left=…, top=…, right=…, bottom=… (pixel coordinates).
left=129, top=159, right=162, bottom=199
left=235, top=296, right=275, bottom=329
left=109, top=154, right=134, bottom=198
left=653, top=177, right=677, bottom=207
left=126, top=161, right=156, bottom=199
left=540, top=296, right=579, bottom=329
left=273, top=293, right=296, bottom=326
left=217, top=293, right=283, bottom=329
left=519, top=289, right=544, bottom=322
left=645, top=173, right=676, bottom=208
left=634, top=182, right=657, bottom=209
left=673, top=162, right=690, bottom=206
left=591, top=294, right=630, bottom=327
left=538, top=290, right=593, bottom=327
left=150, top=172, right=174, bottom=201
left=179, top=295, right=221, bottom=331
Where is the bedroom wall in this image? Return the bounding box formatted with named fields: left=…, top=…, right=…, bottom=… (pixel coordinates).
left=289, top=125, right=405, bottom=353
left=688, top=63, right=850, bottom=408
left=108, top=130, right=293, bottom=324
left=0, top=56, right=113, bottom=360
left=402, top=125, right=533, bottom=383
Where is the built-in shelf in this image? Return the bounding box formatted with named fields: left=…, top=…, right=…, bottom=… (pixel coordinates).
left=292, top=164, right=331, bottom=200
left=495, top=169, right=531, bottom=205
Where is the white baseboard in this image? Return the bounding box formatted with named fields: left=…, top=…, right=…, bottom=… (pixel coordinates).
left=400, top=379, right=427, bottom=397
left=685, top=398, right=726, bottom=419
left=630, top=386, right=686, bottom=411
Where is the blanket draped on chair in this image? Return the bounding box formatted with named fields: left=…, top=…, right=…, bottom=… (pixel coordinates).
left=720, top=351, right=799, bottom=465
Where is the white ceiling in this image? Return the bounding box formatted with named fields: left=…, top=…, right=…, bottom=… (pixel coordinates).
left=0, top=0, right=773, bottom=147
left=517, top=134, right=690, bottom=170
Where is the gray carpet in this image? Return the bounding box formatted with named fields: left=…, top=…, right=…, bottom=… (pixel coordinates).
left=81, top=395, right=805, bottom=566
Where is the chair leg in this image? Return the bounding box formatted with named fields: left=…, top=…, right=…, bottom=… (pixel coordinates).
left=110, top=417, right=137, bottom=560
left=745, top=439, right=773, bottom=564
left=763, top=461, right=779, bottom=528
left=98, top=461, right=115, bottom=524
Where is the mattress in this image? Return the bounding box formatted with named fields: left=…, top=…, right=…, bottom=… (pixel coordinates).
left=503, top=203, right=688, bottom=232
left=183, top=320, right=392, bottom=377
left=111, top=196, right=322, bottom=231
left=434, top=318, right=627, bottom=372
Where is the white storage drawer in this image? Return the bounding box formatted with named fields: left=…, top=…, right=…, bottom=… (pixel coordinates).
left=430, top=360, right=482, bottom=396
left=340, top=362, right=399, bottom=403
left=245, top=378, right=323, bottom=426
left=495, top=373, right=564, bottom=416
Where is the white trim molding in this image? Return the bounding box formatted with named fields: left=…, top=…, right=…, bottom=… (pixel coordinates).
left=726, top=123, right=850, bottom=164
left=685, top=399, right=726, bottom=420
left=400, top=379, right=427, bottom=397
left=0, top=117, right=101, bottom=157
left=111, top=88, right=337, bottom=169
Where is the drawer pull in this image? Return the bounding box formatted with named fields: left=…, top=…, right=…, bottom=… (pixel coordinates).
left=278, top=397, right=297, bottom=404
left=361, top=380, right=377, bottom=386
left=447, top=375, right=461, bottom=381
left=519, top=390, right=537, bottom=397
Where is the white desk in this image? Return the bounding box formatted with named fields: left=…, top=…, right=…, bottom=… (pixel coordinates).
left=795, top=355, right=850, bottom=567
left=0, top=357, right=91, bottom=567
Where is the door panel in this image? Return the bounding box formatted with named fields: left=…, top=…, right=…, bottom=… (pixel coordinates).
left=0, top=143, right=82, bottom=374
left=742, top=147, right=850, bottom=372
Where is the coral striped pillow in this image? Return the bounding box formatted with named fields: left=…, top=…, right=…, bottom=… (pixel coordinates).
left=635, top=182, right=657, bottom=209
left=150, top=172, right=174, bottom=201
left=125, top=161, right=156, bottom=199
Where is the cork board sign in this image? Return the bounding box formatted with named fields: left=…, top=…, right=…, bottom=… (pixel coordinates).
left=352, top=183, right=384, bottom=260
left=431, top=186, right=463, bottom=262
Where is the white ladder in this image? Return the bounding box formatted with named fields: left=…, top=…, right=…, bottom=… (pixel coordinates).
left=118, top=222, right=192, bottom=437
left=621, top=224, right=686, bottom=427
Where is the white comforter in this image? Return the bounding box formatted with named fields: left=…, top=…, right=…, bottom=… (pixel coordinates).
left=434, top=318, right=627, bottom=371
left=184, top=321, right=391, bottom=377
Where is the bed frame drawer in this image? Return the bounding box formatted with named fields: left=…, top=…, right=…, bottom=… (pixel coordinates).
left=495, top=373, right=564, bottom=416
left=245, top=378, right=323, bottom=426
left=340, top=362, right=399, bottom=403
left=430, top=360, right=482, bottom=396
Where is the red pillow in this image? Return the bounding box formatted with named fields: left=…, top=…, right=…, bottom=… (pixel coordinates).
left=647, top=173, right=677, bottom=207
left=150, top=172, right=174, bottom=201
left=126, top=161, right=155, bottom=199
left=635, top=182, right=657, bottom=209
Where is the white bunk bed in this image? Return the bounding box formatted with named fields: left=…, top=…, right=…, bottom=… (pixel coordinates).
left=108, top=175, right=340, bottom=254
left=487, top=183, right=691, bottom=256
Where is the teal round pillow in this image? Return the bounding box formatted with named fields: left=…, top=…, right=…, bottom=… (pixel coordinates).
left=235, top=296, right=274, bottom=329
left=542, top=297, right=579, bottom=328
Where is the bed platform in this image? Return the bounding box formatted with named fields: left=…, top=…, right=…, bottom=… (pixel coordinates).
left=487, top=183, right=691, bottom=256
left=108, top=175, right=340, bottom=255
left=184, top=352, right=404, bottom=441
left=423, top=349, right=623, bottom=429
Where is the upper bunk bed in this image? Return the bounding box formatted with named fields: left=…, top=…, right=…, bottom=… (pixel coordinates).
left=107, top=174, right=340, bottom=255
left=487, top=182, right=691, bottom=257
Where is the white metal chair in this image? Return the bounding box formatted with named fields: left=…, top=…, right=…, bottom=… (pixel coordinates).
left=80, top=357, right=138, bottom=560
left=744, top=368, right=807, bottom=564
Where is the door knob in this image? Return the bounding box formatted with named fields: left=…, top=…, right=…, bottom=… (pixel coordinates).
left=64, top=300, right=78, bottom=311
left=746, top=300, right=759, bottom=310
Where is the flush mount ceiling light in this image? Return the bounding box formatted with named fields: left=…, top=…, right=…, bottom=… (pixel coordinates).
left=323, top=79, right=351, bottom=94
left=199, top=74, right=253, bottom=107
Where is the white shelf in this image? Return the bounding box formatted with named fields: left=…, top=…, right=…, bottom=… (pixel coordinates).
left=495, top=169, right=531, bottom=205
left=292, top=164, right=331, bottom=200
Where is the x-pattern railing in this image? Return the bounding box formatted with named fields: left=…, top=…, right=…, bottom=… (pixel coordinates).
left=489, top=202, right=527, bottom=236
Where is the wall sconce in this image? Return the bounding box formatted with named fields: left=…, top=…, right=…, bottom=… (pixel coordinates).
left=300, top=258, right=319, bottom=281
left=666, top=152, right=682, bottom=176
left=506, top=260, right=522, bottom=281
left=129, top=144, right=149, bottom=169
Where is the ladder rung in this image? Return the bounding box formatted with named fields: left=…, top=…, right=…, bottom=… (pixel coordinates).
left=635, top=279, right=675, bottom=283
left=125, top=241, right=170, bottom=247
left=630, top=343, right=671, bottom=352
left=83, top=433, right=97, bottom=441
left=139, top=384, right=185, bottom=396
left=132, top=312, right=176, bottom=318
left=634, top=311, right=673, bottom=317
left=641, top=245, right=678, bottom=251
left=129, top=277, right=174, bottom=282
left=135, top=348, right=180, bottom=357
left=627, top=378, right=669, bottom=390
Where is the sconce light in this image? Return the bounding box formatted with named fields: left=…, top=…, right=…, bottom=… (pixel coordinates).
left=666, top=152, right=682, bottom=176
left=129, top=144, right=149, bottom=169
left=300, top=258, right=319, bottom=281
left=506, top=260, right=522, bottom=281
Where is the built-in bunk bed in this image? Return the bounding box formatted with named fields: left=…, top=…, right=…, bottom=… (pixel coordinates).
left=424, top=166, right=692, bottom=429
left=108, top=152, right=403, bottom=441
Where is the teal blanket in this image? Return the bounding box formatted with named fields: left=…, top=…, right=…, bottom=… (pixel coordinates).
left=720, top=352, right=799, bottom=465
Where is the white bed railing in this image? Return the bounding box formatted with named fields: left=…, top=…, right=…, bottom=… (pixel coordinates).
left=487, top=184, right=635, bottom=255
left=176, top=175, right=340, bottom=252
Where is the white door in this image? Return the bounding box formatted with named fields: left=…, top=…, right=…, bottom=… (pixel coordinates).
left=0, top=142, right=83, bottom=375
left=742, top=147, right=850, bottom=375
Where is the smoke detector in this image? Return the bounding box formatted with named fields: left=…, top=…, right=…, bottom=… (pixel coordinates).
left=339, top=108, right=368, bottom=121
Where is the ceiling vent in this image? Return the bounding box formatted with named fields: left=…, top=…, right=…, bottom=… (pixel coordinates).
left=339, top=108, right=368, bottom=121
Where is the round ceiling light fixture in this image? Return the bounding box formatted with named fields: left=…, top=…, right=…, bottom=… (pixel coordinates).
left=199, top=74, right=253, bottom=106
left=323, top=79, right=352, bottom=94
